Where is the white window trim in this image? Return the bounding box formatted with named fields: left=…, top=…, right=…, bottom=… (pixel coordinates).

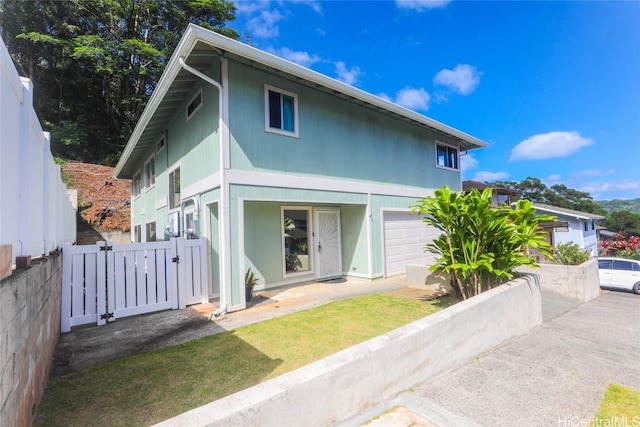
left=132, top=172, right=142, bottom=199
left=156, top=134, right=166, bottom=153
left=281, top=206, right=313, bottom=278
left=264, top=84, right=299, bottom=138
left=186, top=88, right=203, bottom=121
left=435, top=141, right=460, bottom=171
left=144, top=154, right=156, bottom=191
left=168, top=165, right=181, bottom=212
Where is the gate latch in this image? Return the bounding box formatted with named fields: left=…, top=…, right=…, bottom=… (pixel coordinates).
left=100, top=312, right=114, bottom=320
left=172, top=256, right=180, bottom=263
left=100, top=245, right=113, bottom=251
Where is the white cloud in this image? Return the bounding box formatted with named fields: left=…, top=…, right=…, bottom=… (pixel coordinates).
left=460, top=153, right=478, bottom=173
left=246, top=8, right=285, bottom=38
left=285, top=0, right=323, bottom=14
left=335, top=61, right=362, bottom=86
left=578, top=179, right=640, bottom=200
left=393, top=87, right=431, bottom=110
left=235, top=1, right=271, bottom=14
left=396, top=0, right=451, bottom=11
left=472, top=171, right=509, bottom=182
left=509, top=131, right=593, bottom=162
left=268, top=47, right=321, bottom=67
left=433, top=64, right=481, bottom=95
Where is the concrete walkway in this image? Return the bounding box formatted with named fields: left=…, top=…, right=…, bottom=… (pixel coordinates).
left=52, top=276, right=406, bottom=375
left=342, top=290, right=640, bottom=426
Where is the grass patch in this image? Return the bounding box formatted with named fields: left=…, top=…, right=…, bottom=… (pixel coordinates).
left=594, top=383, right=640, bottom=421
left=35, top=293, right=455, bottom=427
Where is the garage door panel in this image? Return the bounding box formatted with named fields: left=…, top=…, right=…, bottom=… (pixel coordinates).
left=384, top=212, right=439, bottom=277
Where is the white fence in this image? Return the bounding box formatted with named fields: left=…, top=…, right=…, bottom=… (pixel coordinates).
left=0, top=37, right=76, bottom=265
left=61, top=238, right=209, bottom=332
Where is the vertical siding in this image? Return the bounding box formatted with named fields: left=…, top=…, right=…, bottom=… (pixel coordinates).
left=341, top=205, right=369, bottom=276
left=227, top=61, right=461, bottom=190
left=130, top=68, right=221, bottom=236
left=166, top=81, right=220, bottom=187
left=243, top=202, right=288, bottom=285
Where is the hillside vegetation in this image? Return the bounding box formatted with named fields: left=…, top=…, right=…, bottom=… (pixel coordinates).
left=598, top=198, right=640, bottom=214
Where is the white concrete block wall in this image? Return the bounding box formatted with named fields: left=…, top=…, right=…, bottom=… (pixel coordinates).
left=0, top=36, right=76, bottom=266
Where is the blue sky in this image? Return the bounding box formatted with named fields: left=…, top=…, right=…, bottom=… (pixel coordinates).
left=229, top=0, right=640, bottom=200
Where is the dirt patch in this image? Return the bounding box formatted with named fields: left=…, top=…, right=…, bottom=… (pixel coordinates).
left=62, top=161, right=131, bottom=232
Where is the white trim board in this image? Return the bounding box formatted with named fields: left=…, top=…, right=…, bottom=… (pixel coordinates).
left=226, top=169, right=437, bottom=199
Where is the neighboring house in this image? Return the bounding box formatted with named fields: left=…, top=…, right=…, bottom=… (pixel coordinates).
left=531, top=203, right=605, bottom=256
left=597, top=226, right=617, bottom=243
left=462, top=180, right=517, bottom=207
left=114, top=24, right=487, bottom=312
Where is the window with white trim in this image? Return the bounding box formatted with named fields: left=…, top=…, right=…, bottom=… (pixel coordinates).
left=132, top=173, right=142, bottom=197
left=169, top=167, right=181, bottom=210
left=156, top=136, right=165, bottom=153
left=265, top=85, right=298, bottom=137
left=186, top=89, right=202, bottom=121
left=144, top=157, right=155, bottom=189
left=134, top=224, right=142, bottom=242
left=146, top=222, right=156, bottom=242
left=282, top=208, right=311, bottom=275
left=436, top=143, right=459, bottom=170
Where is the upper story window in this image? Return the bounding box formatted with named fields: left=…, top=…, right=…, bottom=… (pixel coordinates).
left=169, top=167, right=181, bottom=210
left=132, top=173, right=142, bottom=197
left=265, top=85, right=298, bottom=137
left=144, top=157, right=155, bottom=189
left=186, top=89, right=202, bottom=121
left=436, top=143, right=459, bottom=170
left=156, top=136, right=165, bottom=153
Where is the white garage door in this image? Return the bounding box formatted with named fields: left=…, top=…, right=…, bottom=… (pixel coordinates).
left=383, top=211, right=440, bottom=277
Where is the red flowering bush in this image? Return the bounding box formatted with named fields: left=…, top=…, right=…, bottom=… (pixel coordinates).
left=600, top=234, right=640, bottom=260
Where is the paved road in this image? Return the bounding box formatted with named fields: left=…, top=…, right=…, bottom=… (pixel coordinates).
left=346, top=291, right=640, bottom=426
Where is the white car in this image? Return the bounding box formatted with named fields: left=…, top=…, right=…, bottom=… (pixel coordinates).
left=598, top=257, right=640, bottom=294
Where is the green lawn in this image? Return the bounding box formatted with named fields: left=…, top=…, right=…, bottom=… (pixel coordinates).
left=594, top=383, right=640, bottom=421
left=34, top=293, right=455, bottom=427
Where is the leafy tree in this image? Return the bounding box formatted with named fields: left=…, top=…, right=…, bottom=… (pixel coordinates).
left=604, top=211, right=640, bottom=238
left=493, top=177, right=606, bottom=216
left=411, top=187, right=555, bottom=300
left=0, top=0, right=238, bottom=165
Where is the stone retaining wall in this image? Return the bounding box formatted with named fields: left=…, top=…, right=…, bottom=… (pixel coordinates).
left=0, top=252, right=62, bottom=427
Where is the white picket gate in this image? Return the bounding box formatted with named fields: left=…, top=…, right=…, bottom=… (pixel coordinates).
left=61, top=238, right=209, bottom=333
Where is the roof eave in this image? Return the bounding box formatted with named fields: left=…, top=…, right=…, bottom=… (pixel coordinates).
left=115, top=24, right=488, bottom=178
left=114, top=26, right=201, bottom=178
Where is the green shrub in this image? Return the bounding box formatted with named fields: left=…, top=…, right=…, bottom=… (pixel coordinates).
left=555, top=242, right=591, bottom=265
left=411, top=186, right=555, bottom=300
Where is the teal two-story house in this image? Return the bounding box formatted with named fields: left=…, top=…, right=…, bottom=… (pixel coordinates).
left=114, top=24, right=487, bottom=313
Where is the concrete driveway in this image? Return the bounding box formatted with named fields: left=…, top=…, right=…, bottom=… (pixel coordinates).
left=341, top=290, right=640, bottom=426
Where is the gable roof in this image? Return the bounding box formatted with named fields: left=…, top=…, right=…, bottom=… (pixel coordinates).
left=531, top=203, right=605, bottom=220
left=115, top=24, right=488, bottom=179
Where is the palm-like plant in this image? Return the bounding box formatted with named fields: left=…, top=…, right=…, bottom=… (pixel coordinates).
left=411, top=186, right=555, bottom=300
